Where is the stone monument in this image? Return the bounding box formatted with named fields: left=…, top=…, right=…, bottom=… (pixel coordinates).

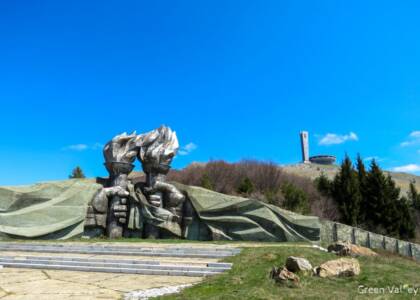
left=0, top=125, right=321, bottom=242
left=300, top=131, right=310, bottom=163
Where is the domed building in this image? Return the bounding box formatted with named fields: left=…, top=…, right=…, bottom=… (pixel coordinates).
left=309, top=155, right=336, bottom=165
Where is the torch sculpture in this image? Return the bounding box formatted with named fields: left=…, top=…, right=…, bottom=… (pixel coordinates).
left=103, top=132, right=138, bottom=238
left=135, top=126, right=183, bottom=238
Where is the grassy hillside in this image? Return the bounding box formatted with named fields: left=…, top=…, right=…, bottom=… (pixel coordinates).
left=126, top=163, right=420, bottom=198
left=159, top=245, right=420, bottom=300
left=283, top=163, right=420, bottom=197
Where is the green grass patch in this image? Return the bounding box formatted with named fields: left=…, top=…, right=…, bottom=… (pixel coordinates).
left=158, top=246, right=420, bottom=300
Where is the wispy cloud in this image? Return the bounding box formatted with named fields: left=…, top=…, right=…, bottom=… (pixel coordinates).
left=363, top=156, right=385, bottom=162
left=62, top=143, right=103, bottom=151
left=392, top=164, right=420, bottom=173
left=400, top=131, right=420, bottom=147
left=91, top=142, right=104, bottom=150
left=318, top=132, right=358, bottom=146
left=410, top=131, right=420, bottom=138
left=178, top=142, right=197, bottom=156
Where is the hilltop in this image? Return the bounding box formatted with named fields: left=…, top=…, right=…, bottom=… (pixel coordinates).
left=123, top=162, right=420, bottom=198
left=282, top=163, right=420, bottom=197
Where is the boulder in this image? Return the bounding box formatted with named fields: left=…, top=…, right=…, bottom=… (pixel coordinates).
left=348, top=244, right=377, bottom=257
left=270, top=267, right=300, bottom=284
left=315, top=258, right=360, bottom=278
left=328, top=241, right=377, bottom=257
left=285, top=256, right=313, bottom=272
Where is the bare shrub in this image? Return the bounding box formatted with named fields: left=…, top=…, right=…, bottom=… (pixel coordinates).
left=168, top=160, right=339, bottom=219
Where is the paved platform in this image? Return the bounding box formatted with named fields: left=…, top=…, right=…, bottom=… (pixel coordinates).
left=0, top=242, right=239, bottom=300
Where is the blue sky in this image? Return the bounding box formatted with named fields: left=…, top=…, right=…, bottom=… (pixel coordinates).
left=1, top=1, right=420, bottom=185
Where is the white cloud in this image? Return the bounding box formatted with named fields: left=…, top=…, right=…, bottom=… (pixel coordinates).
left=392, top=164, right=420, bottom=173
left=400, top=141, right=413, bottom=147
left=400, top=131, right=420, bottom=147
left=63, top=144, right=88, bottom=151
left=318, top=132, right=358, bottom=146
left=178, top=142, right=197, bottom=156
left=409, top=131, right=420, bottom=138
left=363, top=156, right=384, bottom=162
left=92, top=142, right=104, bottom=150
left=62, top=143, right=103, bottom=151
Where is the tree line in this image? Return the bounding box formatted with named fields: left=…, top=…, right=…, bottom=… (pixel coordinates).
left=316, top=155, right=420, bottom=240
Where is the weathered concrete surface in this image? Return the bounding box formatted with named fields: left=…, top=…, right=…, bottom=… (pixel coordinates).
left=1, top=251, right=220, bottom=266
left=0, top=267, right=202, bottom=299
left=0, top=242, right=235, bottom=300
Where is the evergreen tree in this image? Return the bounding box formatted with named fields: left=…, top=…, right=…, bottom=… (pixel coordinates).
left=281, top=182, right=310, bottom=215
left=395, top=196, right=416, bottom=239
left=69, top=166, right=85, bottom=179
left=317, top=155, right=416, bottom=240
left=364, top=160, right=391, bottom=233
left=315, top=172, right=332, bottom=196
left=237, top=177, right=254, bottom=195
left=384, top=174, right=403, bottom=236
left=331, top=155, right=361, bottom=226
left=200, top=173, right=214, bottom=190
left=408, top=180, right=420, bottom=210
left=356, top=154, right=367, bottom=194
left=356, top=154, right=368, bottom=224
left=364, top=160, right=415, bottom=239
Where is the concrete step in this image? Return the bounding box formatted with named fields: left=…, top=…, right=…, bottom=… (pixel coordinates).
left=0, top=243, right=240, bottom=258
left=3, top=255, right=232, bottom=269
left=0, top=242, right=241, bottom=254
left=0, top=261, right=220, bottom=277
left=0, top=256, right=231, bottom=273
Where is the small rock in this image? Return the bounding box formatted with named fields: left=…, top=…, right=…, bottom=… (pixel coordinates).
left=315, top=258, right=360, bottom=278
left=328, top=241, right=377, bottom=257
left=285, top=256, right=313, bottom=272
left=270, top=267, right=300, bottom=284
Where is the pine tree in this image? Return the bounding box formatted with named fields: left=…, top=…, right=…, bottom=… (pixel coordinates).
left=356, top=154, right=368, bottom=224
left=395, top=196, right=416, bottom=239
left=319, top=155, right=416, bottom=240
left=331, top=155, right=361, bottom=226
left=315, top=172, right=332, bottom=196
left=408, top=180, right=420, bottom=210
left=237, top=177, right=254, bottom=195
left=69, top=166, right=85, bottom=179
left=364, top=160, right=415, bottom=239
left=364, top=160, right=390, bottom=233
left=356, top=154, right=367, bottom=192
left=384, top=174, right=403, bottom=236
left=281, top=182, right=310, bottom=215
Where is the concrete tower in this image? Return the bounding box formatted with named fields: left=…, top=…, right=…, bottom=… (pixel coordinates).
left=300, top=131, right=310, bottom=163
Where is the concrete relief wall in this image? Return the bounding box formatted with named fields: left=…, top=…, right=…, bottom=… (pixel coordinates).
left=320, top=219, right=420, bottom=261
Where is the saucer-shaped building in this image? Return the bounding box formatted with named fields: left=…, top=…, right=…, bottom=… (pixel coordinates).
left=309, top=155, right=336, bottom=165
